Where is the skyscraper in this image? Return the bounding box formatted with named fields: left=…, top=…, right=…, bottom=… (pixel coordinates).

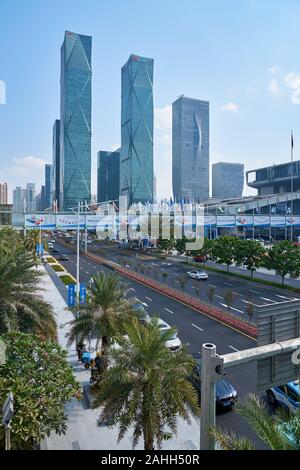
left=25, top=183, right=36, bottom=212
left=52, top=119, right=60, bottom=209
left=97, top=149, right=120, bottom=204
left=120, top=54, right=154, bottom=205
left=44, top=164, right=52, bottom=209
left=13, top=187, right=25, bottom=213
left=60, top=30, right=92, bottom=210
left=0, top=182, right=8, bottom=204
left=172, top=96, right=209, bottom=202
left=212, top=162, right=244, bottom=199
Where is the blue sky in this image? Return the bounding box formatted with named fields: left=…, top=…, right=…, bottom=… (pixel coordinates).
left=1, top=0, right=300, bottom=202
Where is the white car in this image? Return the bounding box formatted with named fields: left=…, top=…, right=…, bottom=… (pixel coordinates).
left=187, top=270, right=208, bottom=280
left=48, top=242, right=54, bottom=249
left=141, top=317, right=182, bottom=352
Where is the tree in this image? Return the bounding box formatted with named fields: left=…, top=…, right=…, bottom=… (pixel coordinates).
left=0, top=228, right=21, bottom=253
left=264, top=241, right=300, bottom=285
left=210, top=394, right=300, bottom=450
left=0, top=247, right=56, bottom=340
left=224, top=289, right=234, bottom=313
left=0, top=332, right=80, bottom=449
left=236, top=239, right=266, bottom=278
left=190, top=238, right=213, bottom=266
left=206, top=286, right=216, bottom=309
left=158, top=238, right=174, bottom=253
left=66, top=272, right=131, bottom=371
left=213, top=236, right=237, bottom=272
left=94, top=317, right=199, bottom=450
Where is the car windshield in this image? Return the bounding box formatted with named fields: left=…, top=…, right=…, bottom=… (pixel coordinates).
left=160, top=329, right=177, bottom=340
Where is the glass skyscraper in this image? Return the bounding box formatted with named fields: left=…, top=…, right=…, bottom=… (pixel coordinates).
left=97, top=149, right=120, bottom=204
left=120, top=54, right=154, bottom=205
left=44, top=164, right=52, bottom=209
left=52, top=119, right=60, bottom=209
left=172, top=96, right=209, bottom=202
left=60, top=31, right=92, bottom=210
left=212, top=162, right=244, bottom=199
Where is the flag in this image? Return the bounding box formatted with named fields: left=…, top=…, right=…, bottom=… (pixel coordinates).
left=291, top=130, right=294, bottom=149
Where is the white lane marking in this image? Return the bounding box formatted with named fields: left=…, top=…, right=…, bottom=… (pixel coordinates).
left=209, top=284, right=217, bottom=288
left=85, top=271, right=89, bottom=274
left=219, top=303, right=244, bottom=314
left=192, top=323, right=204, bottom=332
left=233, top=292, right=242, bottom=296
left=215, top=295, right=224, bottom=299
left=151, top=263, right=159, bottom=266
left=145, top=296, right=152, bottom=302
left=164, top=308, right=174, bottom=314
left=224, top=282, right=233, bottom=286
left=131, top=288, right=136, bottom=292
left=260, top=297, right=277, bottom=303
left=275, top=294, right=294, bottom=300
left=250, top=289, right=260, bottom=294
left=228, top=345, right=239, bottom=352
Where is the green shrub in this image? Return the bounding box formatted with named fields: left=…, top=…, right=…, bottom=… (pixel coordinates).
left=51, top=264, right=65, bottom=272
left=60, top=275, right=76, bottom=285
left=46, top=257, right=56, bottom=263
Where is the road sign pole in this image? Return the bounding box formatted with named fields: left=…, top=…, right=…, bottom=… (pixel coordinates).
left=200, top=343, right=217, bottom=450
left=5, top=423, right=11, bottom=450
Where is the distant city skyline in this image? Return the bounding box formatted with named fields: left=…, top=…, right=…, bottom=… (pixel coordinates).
left=2, top=1, right=300, bottom=202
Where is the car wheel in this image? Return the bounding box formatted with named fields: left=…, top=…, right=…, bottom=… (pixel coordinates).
left=267, top=389, right=276, bottom=406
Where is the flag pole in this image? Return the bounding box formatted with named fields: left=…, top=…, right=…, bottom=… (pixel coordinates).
left=291, top=130, right=294, bottom=241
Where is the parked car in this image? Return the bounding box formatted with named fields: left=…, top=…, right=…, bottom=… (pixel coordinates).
left=187, top=270, right=208, bottom=280
left=194, top=254, right=208, bottom=263
left=189, top=353, right=238, bottom=409
left=267, top=381, right=300, bottom=414
left=59, top=253, right=69, bottom=261
left=140, top=317, right=182, bottom=352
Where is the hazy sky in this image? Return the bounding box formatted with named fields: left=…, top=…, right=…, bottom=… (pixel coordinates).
left=1, top=0, right=300, bottom=202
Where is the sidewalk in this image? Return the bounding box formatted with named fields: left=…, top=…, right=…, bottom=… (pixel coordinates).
left=40, top=266, right=200, bottom=450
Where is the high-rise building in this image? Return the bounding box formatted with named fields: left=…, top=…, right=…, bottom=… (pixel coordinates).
left=52, top=119, right=60, bottom=209
left=13, top=187, right=26, bottom=213
left=97, top=149, right=120, bottom=204
left=120, top=54, right=154, bottom=205
left=212, top=162, right=244, bottom=199
left=44, top=164, right=52, bottom=209
left=0, top=182, right=8, bottom=204
left=25, top=183, right=36, bottom=213
left=172, top=96, right=209, bottom=202
left=60, top=30, right=92, bottom=210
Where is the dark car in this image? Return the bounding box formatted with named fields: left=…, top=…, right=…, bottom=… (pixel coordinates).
left=189, top=353, right=237, bottom=410
left=59, top=253, right=69, bottom=261
left=52, top=248, right=60, bottom=254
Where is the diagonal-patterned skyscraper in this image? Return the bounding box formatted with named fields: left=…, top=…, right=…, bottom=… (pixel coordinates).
left=120, top=54, right=154, bottom=205
left=60, top=31, right=92, bottom=210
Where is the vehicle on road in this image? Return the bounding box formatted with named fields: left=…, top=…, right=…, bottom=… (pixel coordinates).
left=267, top=381, right=300, bottom=414
left=187, top=270, right=208, bottom=280
left=52, top=248, right=60, bottom=254
left=189, top=353, right=237, bottom=410
left=48, top=242, right=54, bottom=249
left=59, top=253, right=69, bottom=261
left=131, top=298, right=150, bottom=320
left=194, top=254, right=208, bottom=263
left=140, top=317, right=182, bottom=352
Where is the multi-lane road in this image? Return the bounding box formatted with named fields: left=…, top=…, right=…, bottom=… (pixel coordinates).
left=50, top=239, right=281, bottom=448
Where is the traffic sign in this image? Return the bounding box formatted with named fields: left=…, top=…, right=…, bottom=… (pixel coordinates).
left=67, top=284, right=75, bottom=307
left=80, top=284, right=86, bottom=304
left=36, top=243, right=44, bottom=255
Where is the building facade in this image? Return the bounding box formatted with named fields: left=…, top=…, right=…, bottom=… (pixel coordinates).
left=25, top=183, right=36, bottom=213
left=97, top=149, right=120, bottom=204
left=0, top=182, right=8, bottom=204
left=120, top=54, right=154, bottom=205
left=13, top=187, right=25, bottom=213
left=52, top=119, right=60, bottom=209
left=247, top=160, right=300, bottom=196
left=60, top=30, right=92, bottom=210
left=212, top=162, right=244, bottom=199
left=44, top=164, right=52, bottom=209
left=172, top=96, right=209, bottom=203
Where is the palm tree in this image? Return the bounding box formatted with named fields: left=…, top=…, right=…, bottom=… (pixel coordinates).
left=66, top=272, right=131, bottom=367
left=94, top=317, right=199, bottom=450
left=0, top=227, right=21, bottom=253
left=24, top=229, right=40, bottom=253
left=210, top=394, right=300, bottom=450
left=0, top=247, right=56, bottom=339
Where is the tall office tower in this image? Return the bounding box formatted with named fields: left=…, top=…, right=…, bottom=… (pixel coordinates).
left=212, top=162, right=244, bottom=199
left=0, top=182, right=8, bottom=204
left=120, top=54, right=154, bottom=205
left=153, top=175, right=157, bottom=203
left=52, top=119, right=60, bottom=209
left=60, top=30, right=92, bottom=210
left=97, top=149, right=120, bottom=204
left=44, top=164, right=52, bottom=209
left=13, top=187, right=26, bottom=213
left=172, top=96, right=209, bottom=203
left=25, top=183, right=36, bottom=212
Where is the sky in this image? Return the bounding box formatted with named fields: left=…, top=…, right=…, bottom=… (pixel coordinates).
left=1, top=0, right=300, bottom=203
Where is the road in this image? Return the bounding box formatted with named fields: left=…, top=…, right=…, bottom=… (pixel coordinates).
left=51, top=239, right=269, bottom=449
